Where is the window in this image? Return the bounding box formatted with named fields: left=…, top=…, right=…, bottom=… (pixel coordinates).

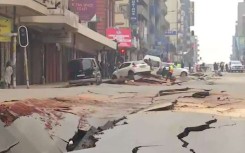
left=119, top=63, right=131, bottom=69
left=81, top=59, right=92, bottom=70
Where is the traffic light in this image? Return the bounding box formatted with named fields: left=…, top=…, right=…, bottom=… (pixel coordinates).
left=119, top=48, right=127, bottom=55
left=18, top=26, right=29, bottom=47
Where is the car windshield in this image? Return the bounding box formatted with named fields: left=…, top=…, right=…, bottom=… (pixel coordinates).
left=231, top=61, right=241, bottom=65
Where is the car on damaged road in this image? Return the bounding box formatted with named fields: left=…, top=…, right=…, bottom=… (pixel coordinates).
left=162, top=62, right=189, bottom=77
left=112, top=61, right=151, bottom=80
left=68, top=58, right=102, bottom=85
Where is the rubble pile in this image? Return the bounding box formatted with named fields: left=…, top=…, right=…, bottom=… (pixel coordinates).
left=106, top=74, right=182, bottom=86
left=0, top=98, right=89, bottom=130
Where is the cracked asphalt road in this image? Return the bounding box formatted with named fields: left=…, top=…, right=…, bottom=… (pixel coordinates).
left=0, top=73, right=245, bottom=153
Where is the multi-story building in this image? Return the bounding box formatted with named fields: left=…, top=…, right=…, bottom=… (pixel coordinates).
left=95, top=0, right=115, bottom=35
left=111, top=0, right=150, bottom=61
left=0, top=0, right=116, bottom=86
left=148, top=0, right=169, bottom=60
left=232, top=1, right=245, bottom=62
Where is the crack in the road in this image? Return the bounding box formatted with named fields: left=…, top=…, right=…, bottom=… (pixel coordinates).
left=132, top=145, right=162, bottom=153
left=0, top=142, right=19, bottom=153
left=177, top=119, right=217, bottom=153
left=218, top=123, right=237, bottom=128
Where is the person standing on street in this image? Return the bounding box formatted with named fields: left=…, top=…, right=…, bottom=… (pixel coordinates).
left=214, top=62, right=218, bottom=75
left=181, top=61, right=184, bottom=68
left=166, top=64, right=174, bottom=81
left=4, top=61, right=13, bottom=89
left=220, top=62, right=224, bottom=72
left=225, top=64, right=229, bottom=72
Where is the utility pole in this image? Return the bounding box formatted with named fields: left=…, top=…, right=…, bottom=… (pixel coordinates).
left=13, top=6, right=17, bottom=88
left=176, top=0, right=179, bottom=54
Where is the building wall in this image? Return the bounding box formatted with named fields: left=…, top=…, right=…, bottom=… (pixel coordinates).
left=96, top=0, right=115, bottom=35
left=114, top=0, right=129, bottom=27
left=165, top=0, right=181, bottom=46
left=237, top=2, right=245, bottom=36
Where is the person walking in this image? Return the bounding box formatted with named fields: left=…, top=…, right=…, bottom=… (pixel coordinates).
left=4, top=61, right=13, bottom=89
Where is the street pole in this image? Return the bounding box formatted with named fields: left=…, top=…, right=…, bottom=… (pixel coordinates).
left=13, top=6, right=17, bottom=88
left=176, top=0, right=179, bottom=54
left=12, top=35, right=17, bottom=88
left=24, top=47, right=29, bottom=88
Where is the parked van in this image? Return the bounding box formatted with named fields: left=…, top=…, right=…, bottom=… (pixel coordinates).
left=68, top=58, right=102, bottom=85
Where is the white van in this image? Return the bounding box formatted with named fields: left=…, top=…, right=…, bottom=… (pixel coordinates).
left=143, top=55, right=162, bottom=75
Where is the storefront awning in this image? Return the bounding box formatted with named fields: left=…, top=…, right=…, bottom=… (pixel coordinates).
left=20, top=16, right=117, bottom=51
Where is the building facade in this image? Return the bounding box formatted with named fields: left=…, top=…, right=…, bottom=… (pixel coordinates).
left=148, top=0, right=169, bottom=61
left=232, top=1, right=245, bottom=62
left=0, top=0, right=116, bottom=86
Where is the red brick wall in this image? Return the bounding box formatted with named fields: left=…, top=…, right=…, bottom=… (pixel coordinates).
left=96, top=0, right=115, bottom=36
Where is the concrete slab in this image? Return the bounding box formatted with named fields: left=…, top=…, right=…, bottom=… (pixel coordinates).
left=69, top=112, right=245, bottom=153
left=0, top=121, right=18, bottom=152
left=6, top=116, right=64, bottom=153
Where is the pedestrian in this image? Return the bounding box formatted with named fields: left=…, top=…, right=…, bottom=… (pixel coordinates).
left=148, top=58, right=153, bottom=70
left=213, top=62, right=218, bottom=75
left=4, top=61, right=13, bottom=89
left=225, top=64, right=229, bottom=72
left=181, top=61, right=184, bottom=68
left=220, top=62, right=224, bottom=72
left=188, top=62, right=192, bottom=72
left=166, top=64, right=174, bottom=81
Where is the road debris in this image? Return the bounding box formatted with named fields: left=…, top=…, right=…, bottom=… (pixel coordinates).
left=132, top=145, right=162, bottom=153
left=192, top=91, right=210, bottom=98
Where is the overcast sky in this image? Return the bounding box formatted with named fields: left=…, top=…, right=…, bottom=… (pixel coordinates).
left=193, top=0, right=242, bottom=63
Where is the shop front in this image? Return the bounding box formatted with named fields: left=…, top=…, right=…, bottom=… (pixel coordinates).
left=19, top=15, right=116, bottom=84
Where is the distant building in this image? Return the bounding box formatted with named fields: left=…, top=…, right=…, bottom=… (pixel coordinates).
left=232, top=1, right=245, bottom=62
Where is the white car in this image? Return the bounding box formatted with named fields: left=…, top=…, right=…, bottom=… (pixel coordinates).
left=229, top=60, right=244, bottom=73
left=163, top=63, right=189, bottom=77
left=112, top=61, right=151, bottom=80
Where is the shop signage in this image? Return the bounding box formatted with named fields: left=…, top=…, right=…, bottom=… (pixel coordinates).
left=0, top=18, right=12, bottom=42
left=69, top=0, right=96, bottom=21
left=165, top=31, right=177, bottom=36
left=106, top=28, right=132, bottom=48
left=130, top=0, right=138, bottom=24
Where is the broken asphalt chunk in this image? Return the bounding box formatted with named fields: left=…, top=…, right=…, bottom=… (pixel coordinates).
left=192, top=91, right=210, bottom=98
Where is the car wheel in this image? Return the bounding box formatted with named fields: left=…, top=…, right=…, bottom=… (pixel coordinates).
left=128, top=71, right=135, bottom=80
left=180, top=72, right=188, bottom=77
left=112, top=75, right=117, bottom=80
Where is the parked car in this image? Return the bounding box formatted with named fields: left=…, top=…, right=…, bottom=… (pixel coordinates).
left=68, top=58, right=102, bottom=85
left=229, top=60, right=244, bottom=73
left=162, top=62, right=189, bottom=77
left=112, top=61, right=151, bottom=80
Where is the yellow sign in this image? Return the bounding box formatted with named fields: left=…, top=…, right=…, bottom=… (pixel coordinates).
left=0, top=18, right=12, bottom=42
